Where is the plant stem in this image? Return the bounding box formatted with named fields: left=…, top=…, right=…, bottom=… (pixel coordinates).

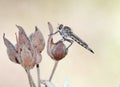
left=49, top=61, right=58, bottom=81
left=36, top=64, right=41, bottom=87
left=26, top=69, right=33, bottom=87
left=29, top=71, right=36, bottom=87
left=26, top=69, right=36, bottom=87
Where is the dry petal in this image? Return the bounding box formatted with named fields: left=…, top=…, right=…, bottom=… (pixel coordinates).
left=3, top=33, right=21, bottom=64
left=30, top=26, right=45, bottom=53
left=48, top=22, right=54, bottom=34
left=47, top=22, right=55, bottom=58
left=16, top=25, right=32, bottom=53
left=21, top=45, right=36, bottom=70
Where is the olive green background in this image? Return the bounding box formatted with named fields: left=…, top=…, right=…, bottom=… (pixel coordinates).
left=0, top=0, right=120, bottom=87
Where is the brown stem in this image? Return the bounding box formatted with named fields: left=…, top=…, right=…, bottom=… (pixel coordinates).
left=49, top=61, right=59, bottom=81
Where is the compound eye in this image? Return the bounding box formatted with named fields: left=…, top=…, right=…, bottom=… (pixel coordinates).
left=58, top=24, right=63, bottom=30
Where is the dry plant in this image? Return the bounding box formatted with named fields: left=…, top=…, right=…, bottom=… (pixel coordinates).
left=3, top=22, right=94, bottom=87
left=3, top=22, right=70, bottom=87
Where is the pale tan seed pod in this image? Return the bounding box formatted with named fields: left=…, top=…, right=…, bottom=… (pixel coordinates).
left=3, top=33, right=21, bottom=64
left=51, top=41, right=67, bottom=61
left=30, top=26, right=45, bottom=53
left=47, top=22, right=68, bottom=61
left=20, top=45, right=36, bottom=70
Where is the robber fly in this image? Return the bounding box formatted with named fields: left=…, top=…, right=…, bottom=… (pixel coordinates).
left=50, top=24, right=94, bottom=54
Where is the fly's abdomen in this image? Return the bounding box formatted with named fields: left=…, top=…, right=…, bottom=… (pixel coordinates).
left=70, top=33, right=94, bottom=53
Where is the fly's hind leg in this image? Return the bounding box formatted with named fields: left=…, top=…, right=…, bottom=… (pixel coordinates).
left=64, top=38, right=74, bottom=49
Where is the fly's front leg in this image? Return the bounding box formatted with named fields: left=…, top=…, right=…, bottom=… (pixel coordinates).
left=49, top=30, right=59, bottom=36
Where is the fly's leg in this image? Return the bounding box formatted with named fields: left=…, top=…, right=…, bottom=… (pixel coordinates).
left=55, top=38, right=73, bottom=50
left=49, top=30, right=59, bottom=36
left=64, top=38, right=74, bottom=49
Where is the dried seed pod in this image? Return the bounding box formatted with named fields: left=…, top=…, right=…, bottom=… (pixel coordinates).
left=47, top=22, right=68, bottom=61
left=30, top=26, right=45, bottom=53
left=51, top=41, right=67, bottom=61
left=20, top=45, right=36, bottom=70
left=3, top=33, right=21, bottom=64
left=16, top=25, right=32, bottom=53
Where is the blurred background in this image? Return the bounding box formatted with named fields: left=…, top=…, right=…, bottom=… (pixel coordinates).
left=0, top=0, right=120, bottom=87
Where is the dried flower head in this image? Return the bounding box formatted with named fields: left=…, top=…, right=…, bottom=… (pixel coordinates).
left=47, top=22, right=68, bottom=61
left=3, top=25, right=44, bottom=69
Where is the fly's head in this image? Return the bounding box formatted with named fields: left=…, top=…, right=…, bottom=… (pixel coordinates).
left=57, top=24, right=72, bottom=35
left=58, top=24, right=64, bottom=30
left=58, top=24, right=71, bottom=31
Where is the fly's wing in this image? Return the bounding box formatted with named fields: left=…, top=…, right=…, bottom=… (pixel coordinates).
left=69, top=32, right=94, bottom=53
